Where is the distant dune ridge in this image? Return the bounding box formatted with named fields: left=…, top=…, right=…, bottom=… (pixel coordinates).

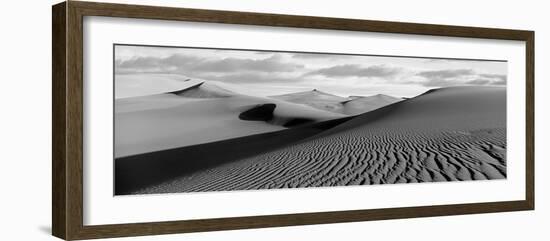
left=114, top=79, right=506, bottom=195
left=170, top=82, right=235, bottom=98
left=270, top=89, right=403, bottom=115
left=342, top=94, right=403, bottom=115
left=115, top=80, right=346, bottom=158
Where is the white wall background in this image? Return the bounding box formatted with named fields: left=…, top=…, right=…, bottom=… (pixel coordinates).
left=0, top=0, right=547, bottom=240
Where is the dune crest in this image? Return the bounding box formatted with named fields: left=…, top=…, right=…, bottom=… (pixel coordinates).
left=136, top=86, right=507, bottom=194
left=115, top=82, right=347, bottom=157
left=271, top=90, right=402, bottom=115
left=329, top=86, right=505, bottom=133
left=170, top=82, right=236, bottom=98
left=342, top=94, right=402, bottom=115
left=270, top=89, right=348, bottom=113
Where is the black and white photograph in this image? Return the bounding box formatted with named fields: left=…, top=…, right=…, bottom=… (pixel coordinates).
left=114, top=45, right=507, bottom=195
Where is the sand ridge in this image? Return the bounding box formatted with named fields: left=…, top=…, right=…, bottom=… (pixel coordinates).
left=271, top=90, right=403, bottom=115
left=115, top=81, right=346, bottom=157
left=342, top=94, right=403, bottom=115
left=131, top=86, right=507, bottom=194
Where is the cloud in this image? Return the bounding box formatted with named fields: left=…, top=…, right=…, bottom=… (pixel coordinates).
left=291, top=53, right=341, bottom=59
left=480, top=74, right=507, bottom=82
left=306, top=64, right=402, bottom=78
left=479, top=74, right=506, bottom=86
left=117, top=56, right=162, bottom=69
left=198, top=72, right=299, bottom=83
left=254, top=51, right=276, bottom=55
left=416, top=69, right=475, bottom=79
left=193, top=55, right=303, bottom=73
left=116, top=54, right=200, bottom=74
left=417, top=78, right=463, bottom=87
left=115, top=54, right=303, bottom=75
left=415, top=68, right=507, bottom=87
left=465, top=79, right=492, bottom=85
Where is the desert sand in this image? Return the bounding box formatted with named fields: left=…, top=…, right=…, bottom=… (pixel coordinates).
left=342, top=94, right=403, bottom=115
left=115, top=116, right=354, bottom=194
left=125, top=86, right=506, bottom=194
left=115, top=81, right=346, bottom=157
left=271, top=90, right=402, bottom=115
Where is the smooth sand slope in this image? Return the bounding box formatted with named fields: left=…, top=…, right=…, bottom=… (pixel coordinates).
left=271, top=90, right=402, bottom=115
left=115, top=116, right=354, bottom=194
left=115, top=81, right=345, bottom=157
left=343, top=94, right=403, bottom=115
left=270, top=89, right=349, bottom=113
left=135, top=86, right=507, bottom=194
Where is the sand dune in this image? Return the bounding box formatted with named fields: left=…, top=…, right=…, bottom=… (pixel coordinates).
left=271, top=89, right=349, bottom=113
left=271, top=90, right=402, bottom=115
left=170, top=82, right=236, bottom=98
left=133, top=86, right=507, bottom=194
left=115, top=116, right=354, bottom=194
left=325, top=86, right=505, bottom=134
left=342, top=94, right=403, bottom=115
left=115, top=74, right=193, bottom=99
left=115, top=82, right=345, bottom=157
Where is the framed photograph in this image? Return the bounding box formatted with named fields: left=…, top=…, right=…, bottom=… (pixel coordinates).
left=52, top=1, right=534, bottom=240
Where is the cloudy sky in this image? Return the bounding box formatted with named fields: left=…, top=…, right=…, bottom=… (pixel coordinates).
left=115, top=45, right=507, bottom=98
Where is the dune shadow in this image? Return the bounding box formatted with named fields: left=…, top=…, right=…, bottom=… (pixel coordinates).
left=115, top=115, right=356, bottom=195
left=238, top=103, right=317, bottom=127
left=239, top=103, right=275, bottom=121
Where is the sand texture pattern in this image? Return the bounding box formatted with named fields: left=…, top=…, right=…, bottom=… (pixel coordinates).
left=130, top=86, right=506, bottom=194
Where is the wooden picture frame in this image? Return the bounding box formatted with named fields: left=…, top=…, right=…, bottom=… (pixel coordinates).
left=52, top=1, right=534, bottom=240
